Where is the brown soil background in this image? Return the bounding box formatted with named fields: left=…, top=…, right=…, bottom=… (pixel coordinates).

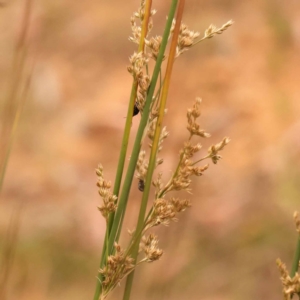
left=1, top=0, right=300, bottom=299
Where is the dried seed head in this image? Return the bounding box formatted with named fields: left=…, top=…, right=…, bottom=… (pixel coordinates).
left=141, top=234, right=163, bottom=262
left=187, top=98, right=211, bottom=138
left=183, top=141, right=202, bottom=159
left=129, top=1, right=156, bottom=44
left=147, top=118, right=169, bottom=153
left=148, top=105, right=165, bottom=123
left=150, top=198, right=177, bottom=227
left=176, top=22, right=200, bottom=57
left=129, top=16, right=142, bottom=44
left=276, top=258, right=300, bottom=299
left=153, top=172, right=164, bottom=198
left=192, top=164, right=209, bottom=176
left=158, top=126, right=169, bottom=152
left=204, top=20, right=234, bottom=39
left=171, top=158, right=193, bottom=192
left=146, top=197, right=191, bottom=229
left=134, top=0, right=146, bottom=20
left=171, top=198, right=191, bottom=212
left=137, top=73, right=150, bottom=91
left=277, top=259, right=289, bottom=279
left=99, top=243, right=135, bottom=296
left=128, top=52, right=149, bottom=79
left=96, top=165, right=117, bottom=220
left=208, top=137, right=230, bottom=164
left=145, top=35, right=164, bottom=60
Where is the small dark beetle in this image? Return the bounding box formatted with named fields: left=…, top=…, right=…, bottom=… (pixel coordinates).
left=138, top=179, right=145, bottom=192
left=133, top=103, right=140, bottom=116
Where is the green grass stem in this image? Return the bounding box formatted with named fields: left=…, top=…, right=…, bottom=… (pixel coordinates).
left=290, top=236, right=300, bottom=277
left=93, top=1, right=153, bottom=299
left=106, top=0, right=179, bottom=258
left=122, top=1, right=185, bottom=299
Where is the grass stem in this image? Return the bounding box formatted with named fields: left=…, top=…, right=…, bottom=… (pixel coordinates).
left=122, top=1, right=185, bottom=299
left=290, top=237, right=300, bottom=277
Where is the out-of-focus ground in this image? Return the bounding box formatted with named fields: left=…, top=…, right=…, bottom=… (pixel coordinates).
left=1, top=0, right=300, bottom=299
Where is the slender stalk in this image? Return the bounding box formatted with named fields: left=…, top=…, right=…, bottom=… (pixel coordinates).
left=290, top=237, right=300, bottom=277
left=93, top=2, right=152, bottom=299
left=106, top=0, right=178, bottom=257
left=192, top=155, right=210, bottom=166
left=107, top=82, right=138, bottom=230
left=122, top=1, right=185, bottom=299
left=0, top=204, right=22, bottom=300
left=108, top=0, right=152, bottom=236
left=0, top=0, right=32, bottom=193
left=0, top=62, right=33, bottom=190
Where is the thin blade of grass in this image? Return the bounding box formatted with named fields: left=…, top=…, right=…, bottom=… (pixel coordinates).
left=107, top=0, right=179, bottom=258
left=290, top=237, right=300, bottom=277
left=0, top=0, right=32, bottom=193
left=0, top=203, right=23, bottom=300
left=93, top=1, right=153, bottom=299
left=122, top=2, right=185, bottom=299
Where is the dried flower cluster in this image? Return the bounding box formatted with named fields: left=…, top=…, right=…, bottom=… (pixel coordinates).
left=176, top=23, right=200, bottom=57
left=145, top=35, right=163, bottom=60
left=139, top=234, right=163, bottom=262
left=128, top=52, right=150, bottom=87
left=187, top=98, right=211, bottom=138
left=145, top=198, right=191, bottom=229
left=147, top=118, right=169, bottom=151
left=208, top=137, right=231, bottom=164
left=99, top=243, right=134, bottom=299
left=204, top=20, right=234, bottom=39
left=152, top=98, right=229, bottom=198
left=127, top=51, right=150, bottom=114
left=171, top=18, right=233, bottom=55
left=192, top=20, right=234, bottom=46
left=171, top=156, right=209, bottom=193
left=96, top=165, right=117, bottom=220
left=129, top=0, right=156, bottom=45
left=277, top=258, right=300, bottom=300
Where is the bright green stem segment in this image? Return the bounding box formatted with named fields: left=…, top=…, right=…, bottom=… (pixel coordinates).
left=290, top=237, right=300, bottom=277
left=92, top=77, right=138, bottom=300
left=109, top=81, right=138, bottom=232
left=93, top=1, right=178, bottom=299
left=122, top=1, right=182, bottom=299
left=93, top=1, right=153, bottom=298
left=107, top=0, right=179, bottom=256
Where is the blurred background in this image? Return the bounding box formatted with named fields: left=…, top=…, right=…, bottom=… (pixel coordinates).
left=0, top=0, right=300, bottom=299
